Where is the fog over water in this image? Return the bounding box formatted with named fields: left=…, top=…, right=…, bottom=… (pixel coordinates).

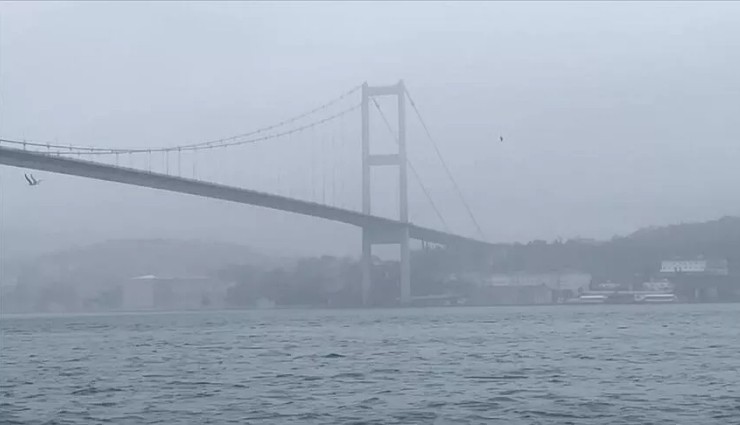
left=2, top=4, right=740, bottom=425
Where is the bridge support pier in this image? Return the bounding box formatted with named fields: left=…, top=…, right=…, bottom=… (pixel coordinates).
left=361, top=226, right=411, bottom=306
left=361, top=80, right=411, bottom=306
left=361, top=228, right=373, bottom=306
left=400, top=227, right=411, bottom=303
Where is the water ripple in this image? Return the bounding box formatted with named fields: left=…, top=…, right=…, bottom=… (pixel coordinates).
left=2, top=304, right=739, bottom=424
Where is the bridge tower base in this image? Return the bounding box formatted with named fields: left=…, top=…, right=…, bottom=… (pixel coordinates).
left=361, top=81, right=410, bottom=306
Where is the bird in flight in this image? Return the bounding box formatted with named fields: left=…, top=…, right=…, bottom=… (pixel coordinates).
left=24, top=173, right=42, bottom=186
left=499, top=136, right=504, bottom=143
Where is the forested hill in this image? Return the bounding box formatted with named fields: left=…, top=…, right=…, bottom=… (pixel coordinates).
left=490, top=216, right=740, bottom=281
left=16, top=239, right=277, bottom=288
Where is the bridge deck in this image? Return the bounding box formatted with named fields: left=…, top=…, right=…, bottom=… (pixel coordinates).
left=0, top=146, right=494, bottom=250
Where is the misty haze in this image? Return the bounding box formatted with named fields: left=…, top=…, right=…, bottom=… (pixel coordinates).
left=1, top=2, right=739, bottom=424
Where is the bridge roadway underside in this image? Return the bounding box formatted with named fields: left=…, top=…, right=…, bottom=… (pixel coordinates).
left=0, top=146, right=494, bottom=250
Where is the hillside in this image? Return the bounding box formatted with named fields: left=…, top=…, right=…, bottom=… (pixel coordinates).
left=490, top=216, right=740, bottom=281
left=15, top=239, right=278, bottom=288
left=11, top=217, right=740, bottom=290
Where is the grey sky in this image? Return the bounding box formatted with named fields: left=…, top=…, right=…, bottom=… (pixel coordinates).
left=1, top=1, right=739, bottom=259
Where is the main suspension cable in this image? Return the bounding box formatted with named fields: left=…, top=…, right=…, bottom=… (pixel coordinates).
left=0, top=83, right=363, bottom=155
left=0, top=103, right=360, bottom=156
left=404, top=87, right=486, bottom=240
left=371, top=98, right=451, bottom=233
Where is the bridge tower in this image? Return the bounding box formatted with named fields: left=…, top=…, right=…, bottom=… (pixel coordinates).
left=361, top=80, right=411, bottom=306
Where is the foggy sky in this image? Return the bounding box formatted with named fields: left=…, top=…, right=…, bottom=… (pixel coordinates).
left=1, top=2, right=739, bottom=260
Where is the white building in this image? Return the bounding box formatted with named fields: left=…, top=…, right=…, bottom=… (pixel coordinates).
left=122, top=275, right=157, bottom=310
left=660, top=258, right=728, bottom=275
left=485, top=271, right=591, bottom=292
left=121, top=275, right=230, bottom=311
left=466, top=271, right=592, bottom=305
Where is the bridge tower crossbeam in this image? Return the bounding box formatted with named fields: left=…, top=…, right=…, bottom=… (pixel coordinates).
left=361, top=80, right=411, bottom=306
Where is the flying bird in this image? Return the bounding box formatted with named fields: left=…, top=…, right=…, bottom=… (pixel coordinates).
left=24, top=173, right=42, bottom=186
left=499, top=136, right=504, bottom=143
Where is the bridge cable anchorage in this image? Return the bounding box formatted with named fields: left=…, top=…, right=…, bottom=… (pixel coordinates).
left=2, top=103, right=362, bottom=157
left=0, top=84, right=363, bottom=156
left=404, top=87, right=487, bottom=241
left=371, top=98, right=451, bottom=233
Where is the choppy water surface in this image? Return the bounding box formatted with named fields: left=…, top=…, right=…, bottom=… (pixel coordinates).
left=1, top=304, right=739, bottom=424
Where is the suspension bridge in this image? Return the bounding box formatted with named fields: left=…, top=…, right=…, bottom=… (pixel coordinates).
left=0, top=81, right=494, bottom=305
